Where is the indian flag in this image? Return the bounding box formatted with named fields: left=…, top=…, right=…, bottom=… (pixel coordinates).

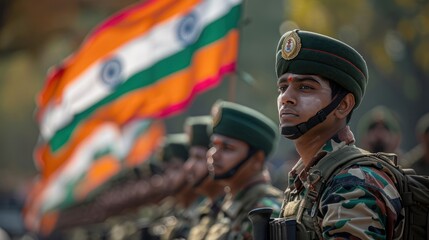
left=37, top=0, right=242, bottom=156
left=25, top=119, right=165, bottom=232
left=27, top=0, right=243, bottom=233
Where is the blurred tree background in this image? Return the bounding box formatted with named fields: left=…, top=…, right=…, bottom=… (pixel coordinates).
left=0, top=0, right=428, bottom=193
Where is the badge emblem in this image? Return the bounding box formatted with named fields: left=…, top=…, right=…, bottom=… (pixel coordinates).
left=100, top=57, right=123, bottom=89
left=177, top=12, right=201, bottom=46
left=281, top=30, right=301, bottom=60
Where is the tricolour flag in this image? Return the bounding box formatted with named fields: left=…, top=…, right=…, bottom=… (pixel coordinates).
left=25, top=120, right=165, bottom=232
left=38, top=0, right=241, bottom=153
left=26, top=0, right=243, bottom=233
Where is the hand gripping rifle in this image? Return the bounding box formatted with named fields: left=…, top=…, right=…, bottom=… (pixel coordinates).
left=248, top=208, right=297, bottom=240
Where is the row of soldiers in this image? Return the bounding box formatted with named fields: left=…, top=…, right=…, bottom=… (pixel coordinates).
left=45, top=29, right=429, bottom=240
left=54, top=102, right=429, bottom=240
left=54, top=100, right=283, bottom=240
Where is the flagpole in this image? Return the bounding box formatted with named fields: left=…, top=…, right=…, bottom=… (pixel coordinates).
left=228, top=73, right=237, bottom=102
left=228, top=0, right=248, bottom=103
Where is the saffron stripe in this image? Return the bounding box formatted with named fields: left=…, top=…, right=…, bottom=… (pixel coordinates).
left=39, top=1, right=241, bottom=140
left=38, top=0, right=201, bottom=108
left=42, top=29, right=238, bottom=171
left=48, top=7, right=241, bottom=152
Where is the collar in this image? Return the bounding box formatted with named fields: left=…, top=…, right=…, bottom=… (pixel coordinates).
left=288, top=126, right=355, bottom=191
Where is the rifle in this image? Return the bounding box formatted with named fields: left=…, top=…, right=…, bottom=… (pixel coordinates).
left=248, top=207, right=297, bottom=240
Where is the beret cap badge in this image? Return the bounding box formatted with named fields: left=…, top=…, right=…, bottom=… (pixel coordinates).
left=281, top=30, right=301, bottom=60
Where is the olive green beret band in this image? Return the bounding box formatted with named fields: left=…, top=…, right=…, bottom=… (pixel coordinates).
left=158, top=134, right=189, bottom=163
left=184, top=116, right=212, bottom=148
left=212, top=101, right=278, bottom=156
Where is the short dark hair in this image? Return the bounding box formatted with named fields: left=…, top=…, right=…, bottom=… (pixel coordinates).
left=328, top=79, right=353, bottom=123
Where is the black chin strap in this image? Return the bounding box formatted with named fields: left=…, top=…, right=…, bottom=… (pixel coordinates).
left=281, top=91, right=348, bottom=140
left=213, top=147, right=257, bottom=180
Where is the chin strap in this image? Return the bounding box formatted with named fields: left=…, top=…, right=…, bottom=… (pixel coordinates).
left=213, top=147, right=257, bottom=180
left=281, top=91, right=348, bottom=140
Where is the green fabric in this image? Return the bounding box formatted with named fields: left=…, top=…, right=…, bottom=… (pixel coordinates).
left=184, top=115, right=212, bottom=148
left=310, top=145, right=429, bottom=240
left=211, top=100, right=279, bottom=156
left=275, top=29, right=368, bottom=108
left=157, top=133, right=189, bottom=163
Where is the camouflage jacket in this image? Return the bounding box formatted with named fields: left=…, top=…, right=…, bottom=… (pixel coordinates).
left=187, top=195, right=225, bottom=240
left=206, top=182, right=283, bottom=240
left=280, top=126, right=405, bottom=239
left=162, top=197, right=204, bottom=240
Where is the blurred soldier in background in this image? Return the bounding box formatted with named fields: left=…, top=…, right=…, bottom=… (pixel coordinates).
left=142, top=133, right=201, bottom=240
left=402, top=112, right=429, bottom=174
left=182, top=116, right=226, bottom=240
left=206, top=100, right=283, bottom=240
left=357, top=105, right=403, bottom=155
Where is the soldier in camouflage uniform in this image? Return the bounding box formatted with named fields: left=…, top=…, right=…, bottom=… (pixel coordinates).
left=182, top=116, right=226, bottom=240
left=146, top=133, right=201, bottom=240
left=206, top=101, right=283, bottom=240
left=272, top=29, right=405, bottom=239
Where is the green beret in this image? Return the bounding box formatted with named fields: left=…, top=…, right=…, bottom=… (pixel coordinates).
left=211, top=100, right=279, bottom=156
left=357, top=105, right=401, bottom=137
left=157, top=134, right=189, bottom=163
left=417, top=112, right=429, bottom=135
left=184, top=116, right=212, bottom=148
left=275, top=29, right=368, bottom=108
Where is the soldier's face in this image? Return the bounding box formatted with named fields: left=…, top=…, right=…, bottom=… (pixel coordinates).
left=277, top=73, right=332, bottom=129
left=207, top=134, right=249, bottom=176
left=363, top=122, right=400, bottom=152
left=184, top=146, right=209, bottom=186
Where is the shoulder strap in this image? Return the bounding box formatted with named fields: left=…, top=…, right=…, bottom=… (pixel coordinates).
left=309, top=145, right=398, bottom=188
left=310, top=146, right=370, bottom=180
left=297, top=146, right=395, bottom=237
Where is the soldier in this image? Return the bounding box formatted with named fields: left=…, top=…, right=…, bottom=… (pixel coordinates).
left=357, top=105, right=403, bottom=155
left=206, top=100, right=283, bottom=240
left=182, top=116, right=226, bottom=240
left=136, top=133, right=194, bottom=240
left=403, top=112, right=429, bottom=174
left=270, top=29, right=404, bottom=239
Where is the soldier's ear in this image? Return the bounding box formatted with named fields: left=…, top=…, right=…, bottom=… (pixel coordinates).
left=335, top=92, right=355, bottom=120
left=252, top=150, right=265, bottom=169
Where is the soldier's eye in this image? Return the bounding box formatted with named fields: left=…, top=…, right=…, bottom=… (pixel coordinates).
left=299, top=84, right=313, bottom=90
left=278, top=86, right=288, bottom=93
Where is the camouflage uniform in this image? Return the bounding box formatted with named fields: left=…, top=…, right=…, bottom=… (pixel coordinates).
left=206, top=183, right=282, bottom=240
left=187, top=195, right=224, bottom=240
left=162, top=197, right=202, bottom=240
left=280, top=126, right=405, bottom=239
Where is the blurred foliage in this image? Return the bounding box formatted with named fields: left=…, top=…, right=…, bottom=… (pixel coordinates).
left=285, top=0, right=429, bottom=101
left=0, top=0, right=428, bottom=192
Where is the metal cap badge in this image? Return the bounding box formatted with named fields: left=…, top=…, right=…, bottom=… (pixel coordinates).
left=281, top=30, right=301, bottom=60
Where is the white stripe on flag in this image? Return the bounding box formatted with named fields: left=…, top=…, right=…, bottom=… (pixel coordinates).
left=40, top=123, right=121, bottom=213
left=41, top=0, right=241, bottom=140
left=38, top=119, right=154, bottom=213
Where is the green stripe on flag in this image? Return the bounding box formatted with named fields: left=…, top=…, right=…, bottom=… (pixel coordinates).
left=49, top=4, right=241, bottom=152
